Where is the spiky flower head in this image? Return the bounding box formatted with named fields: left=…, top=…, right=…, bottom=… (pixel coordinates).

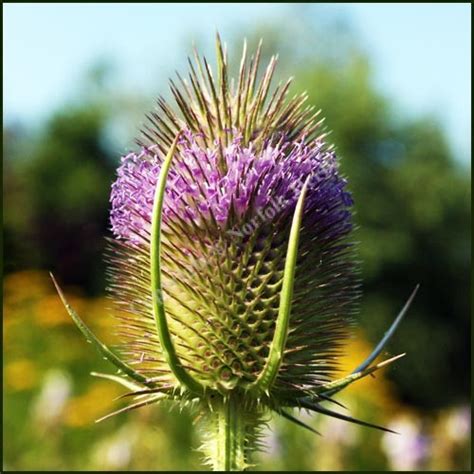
left=53, top=35, right=416, bottom=471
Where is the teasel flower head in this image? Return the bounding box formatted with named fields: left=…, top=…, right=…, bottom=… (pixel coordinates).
left=52, top=35, right=418, bottom=471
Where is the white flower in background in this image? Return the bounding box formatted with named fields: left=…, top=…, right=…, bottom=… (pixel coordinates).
left=32, top=369, right=71, bottom=428
left=445, top=405, right=470, bottom=443
left=92, top=424, right=138, bottom=470
left=381, top=414, right=429, bottom=470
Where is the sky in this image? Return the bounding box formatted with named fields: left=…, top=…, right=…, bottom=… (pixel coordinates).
left=3, top=3, right=471, bottom=164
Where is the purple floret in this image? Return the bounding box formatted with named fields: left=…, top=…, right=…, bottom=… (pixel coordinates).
left=110, top=129, right=353, bottom=242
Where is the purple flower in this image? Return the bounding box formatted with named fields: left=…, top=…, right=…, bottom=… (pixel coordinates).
left=110, top=130, right=352, bottom=246
left=56, top=36, right=414, bottom=472
left=108, top=117, right=359, bottom=397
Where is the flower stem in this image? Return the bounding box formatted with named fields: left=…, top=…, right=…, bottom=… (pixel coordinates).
left=215, top=395, right=247, bottom=471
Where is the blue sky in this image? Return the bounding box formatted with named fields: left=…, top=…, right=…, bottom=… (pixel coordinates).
left=3, top=3, right=471, bottom=164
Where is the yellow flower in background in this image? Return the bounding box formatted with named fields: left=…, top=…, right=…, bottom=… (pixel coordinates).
left=64, top=382, right=122, bottom=427
left=84, top=296, right=117, bottom=342
left=35, top=293, right=75, bottom=327
left=3, top=270, right=115, bottom=338
left=5, top=358, right=38, bottom=391
left=3, top=270, right=51, bottom=306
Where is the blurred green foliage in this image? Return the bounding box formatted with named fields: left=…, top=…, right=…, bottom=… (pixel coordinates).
left=4, top=102, right=115, bottom=293
left=3, top=15, right=470, bottom=471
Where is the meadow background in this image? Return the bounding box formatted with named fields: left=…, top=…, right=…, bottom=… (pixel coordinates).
left=3, top=3, right=471, bottom=471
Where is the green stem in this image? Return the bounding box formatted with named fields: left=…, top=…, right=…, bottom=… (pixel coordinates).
left=215, top=396, right=247, bottom=471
